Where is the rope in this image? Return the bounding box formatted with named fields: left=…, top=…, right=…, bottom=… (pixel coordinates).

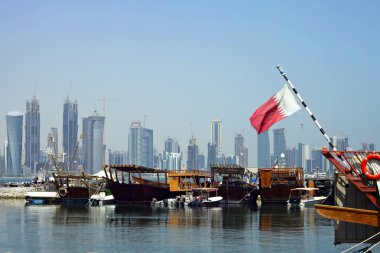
left=340, top=231, right=380, bottom=253
left=237, top=187, right=257, bottom=203
left=364, top=240, right=380, bottom=253
left=368, top=159, right=380, bottom=197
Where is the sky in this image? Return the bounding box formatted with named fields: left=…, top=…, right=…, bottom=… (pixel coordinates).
left=1, top=1, right=380, bottom=167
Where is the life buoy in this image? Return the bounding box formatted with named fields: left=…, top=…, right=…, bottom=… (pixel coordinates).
left=361, top=154, right=380, bottom=180
left=58, top=187, right=68, bottom=197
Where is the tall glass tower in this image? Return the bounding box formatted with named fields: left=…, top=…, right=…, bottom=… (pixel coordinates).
left=6, top=112, right=23, bottom=176
left=161, top=138, right=182, bottom=171
left=187, top=137, right=199, bottom=170
left=210, top=119, right=222, bottom=157
left=273, top=128, right=286, bottom=166
left=127, top=122, right=153, bottom=168
left=25, top=96, right=40, bottom=173
left=235, top=133, right=248, bottom=168
left=82, top=111, right=105, bottom=174
left=63, top=97, right=78, bottom=169
left=47, top=127, right=58, bottom=156
left=164, top=138, right=180, bottom=153
left=257, top=130, right=270, bottom=168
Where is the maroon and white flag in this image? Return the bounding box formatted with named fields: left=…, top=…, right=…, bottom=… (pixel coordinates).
left=250, top=84, right=301, bottom=134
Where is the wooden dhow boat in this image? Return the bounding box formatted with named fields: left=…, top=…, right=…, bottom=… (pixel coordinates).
left=104, top=164, right=170, bottom=205
left=104, top=164, right=217, bottom=205
left=210, top=164, right=258, bottom=204
left=258, top=167, right=304, bottom=204
left=315, top=148, right=380, bottom=231
left=53, top=171, right=105, bottom=205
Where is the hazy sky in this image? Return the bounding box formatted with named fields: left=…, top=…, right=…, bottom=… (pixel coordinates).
left=1, top=1, right=380, bottom=166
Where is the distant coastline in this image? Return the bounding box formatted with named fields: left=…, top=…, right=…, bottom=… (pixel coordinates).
left=0, top=178, right=33, bottom=199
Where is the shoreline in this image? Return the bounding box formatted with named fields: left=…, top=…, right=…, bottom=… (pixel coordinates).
left=0, top=187, right=34, bottom=199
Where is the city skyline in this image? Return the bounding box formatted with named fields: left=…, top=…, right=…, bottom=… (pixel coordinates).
left=1, top=2, right=380, bottom=166
left=1, top=97, right=375, bottom=175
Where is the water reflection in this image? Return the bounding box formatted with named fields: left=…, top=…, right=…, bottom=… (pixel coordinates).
left=0, top=200, right=341, bottom=253
left=259, top=204, right=304, bottom=231
left=107, top=204, right=260, bottom=230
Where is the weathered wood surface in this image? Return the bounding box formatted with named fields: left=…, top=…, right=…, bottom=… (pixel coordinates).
left=315, top=204, right=380, bottom=227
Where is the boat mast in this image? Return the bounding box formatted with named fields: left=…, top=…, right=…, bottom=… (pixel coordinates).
left=276, top=65, right=336, bottom=151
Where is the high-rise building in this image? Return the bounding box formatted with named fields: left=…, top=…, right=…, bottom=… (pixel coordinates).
left=82, top=111, right=105, bottom=174
left=312, top=148, right=324, bottom=172
left=6, top=112, right=23, bottom=176
left=127, top=122, right=153, bottom=168
left=235, top=133, right=248, bottom=168
left=331, top=136, right=349, bottom=150
left=24, top=96, right=40, bottom=173
left=164, top=138, right=180, bottom=153
left=361, top=143, right=372, bottom=151
left=210, top=119, right=222, bottom=157
left=187, top=137, right=198, bottom=170
left=297, top=142, right=304, bottom=168
left=257, top=131, right=270, bottom=168
left=0, top=147, right=4, bottom=176
left=161, top=152, right=182, bottom=171
left=273, top=128, right=286, bottom=165
left=207, top=142, right=217, bottom=168
left=63, top=97, right=78, bottom=169
left=161, top=138, right=182, bottom=171
left=286, top=147, right=297, bottom=167
left=3, top=141, right=8, bottom=176
left=47, top=127, right=58, bottom=156
left=198, top=154, right=205, bottom=170
left=109, top=150, right=127, bottom=165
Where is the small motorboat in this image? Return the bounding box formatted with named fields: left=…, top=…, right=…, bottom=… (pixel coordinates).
left=288, top=187, right=327, bottom=207
left=151, top=198, right=177, bottom=208
left=189, top=188, right=223, bottom=207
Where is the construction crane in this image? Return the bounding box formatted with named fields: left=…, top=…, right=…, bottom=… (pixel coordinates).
left=98, top=97, right=120, bottom=117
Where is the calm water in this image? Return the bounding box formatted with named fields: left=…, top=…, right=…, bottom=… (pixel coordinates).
left=0, top=200, right=375, bottom=253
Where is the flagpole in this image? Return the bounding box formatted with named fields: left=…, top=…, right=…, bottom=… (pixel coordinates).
left=276, top=65, right=336, bottom=151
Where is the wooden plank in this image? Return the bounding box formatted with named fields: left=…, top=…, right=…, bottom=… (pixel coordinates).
left=315, top=204, right=380, bottom=228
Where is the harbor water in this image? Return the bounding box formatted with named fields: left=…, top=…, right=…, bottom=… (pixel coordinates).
left=0, top=200, right=376, bottom=253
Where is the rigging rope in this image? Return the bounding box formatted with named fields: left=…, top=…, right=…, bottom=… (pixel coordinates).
left=340, top=231, right=380, bottom=253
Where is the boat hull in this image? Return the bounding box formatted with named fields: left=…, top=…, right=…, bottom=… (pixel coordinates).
left=107, top=182, right=175, bottom=204
left=25, top=191, right=61, bottom=205
left=59, top=186, right=95, bottom=205
left=260, top=184, right=295, bottom=204
left=217, top=185, right=258, bottom=204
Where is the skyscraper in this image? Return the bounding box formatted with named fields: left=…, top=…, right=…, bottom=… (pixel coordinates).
left=164, top=138, right=180, bottom=153
left=47, top=127, right=58, bottom=156
left=331, top=136, right=349, bottom=150
left=210, top=119, right=222, bottom=157
left=187, top=137, right=198, bottom=170
left=161, top=137, right=182, bottom=171
left=82, top=111, right=105, bottom=174
left=273, top=128, right=286, bottom=166
left=127, top=122, right=153, bottom=168
left=6, top=112, right=23, bottom=176
left=207, top=142, right=217, bottom=168
left=235, top=133, right=248, bottom=168
left=257, top=131, right=270, bottom=168
left=63, top=97, right=78, bottom=169
left=25, top=96, right=40, bottom=173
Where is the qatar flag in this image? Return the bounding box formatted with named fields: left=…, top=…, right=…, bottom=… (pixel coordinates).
left=250, top=84, right=301, bottom=134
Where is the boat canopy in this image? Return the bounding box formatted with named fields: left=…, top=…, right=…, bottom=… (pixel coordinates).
left=104, top=164, right=167, bottom=174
